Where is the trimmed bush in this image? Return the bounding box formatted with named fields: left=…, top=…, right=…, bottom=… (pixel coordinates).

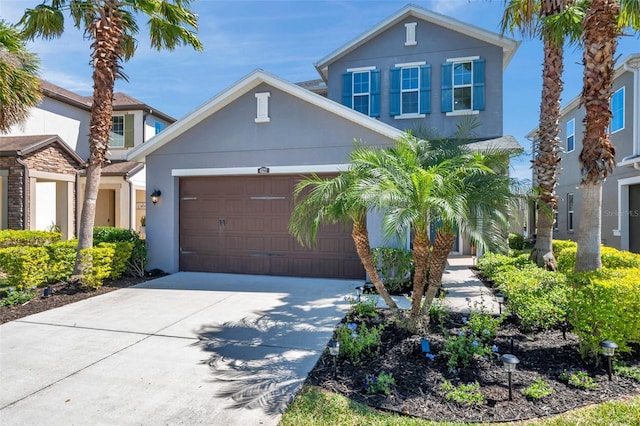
left=45, top=240, right=78, bottom=283
left=557, top=244, right=640, bottom=273
left=568, top=268, right=640, bottom=359
left=552, top=240, right=577, bottom=258
left=79, top=246, right=114, bottom=289
left=0, top=246, right=49, bottom=289
left=476, top=253, right=533, bottom=282
left=508, top=233, right=525, bottom=250
left=97, top=242, right=133, bottom=279
left=93, top=226, right=139, bottom=244
left=0, top=230, right=61, bottom=248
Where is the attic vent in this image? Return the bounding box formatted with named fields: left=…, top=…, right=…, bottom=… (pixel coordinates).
left=405, top=22, right=417, bottom=46
left=255, top=92, right=271, bottom=123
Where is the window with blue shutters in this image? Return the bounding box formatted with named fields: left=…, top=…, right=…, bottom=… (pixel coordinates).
left=342, top=67, right=380, bottom=117
left=611, top=87, right=625, bottom=133
left=441, top=57, right=485, bottom=114
left=390, top=62, right=430, bottom=118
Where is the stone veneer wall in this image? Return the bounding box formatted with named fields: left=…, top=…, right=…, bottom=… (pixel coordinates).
left=0, top=156, right=26, bottom=230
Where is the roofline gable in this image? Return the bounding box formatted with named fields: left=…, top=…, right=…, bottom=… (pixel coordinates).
left=0, top=135, right=86, bottom=166
left=126, top=69, right=404, bottom=163
left=314, top=3, right=520, bottom=80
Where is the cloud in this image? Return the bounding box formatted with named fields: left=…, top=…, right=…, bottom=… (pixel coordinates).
left=42, top=70, right=93, bottom=95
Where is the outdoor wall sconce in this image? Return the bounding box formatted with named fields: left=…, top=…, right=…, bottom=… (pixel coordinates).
left=150, top=189, right=162, bottom=204
left=496, top=293, right=505, bottom=315
left=501, top=353, right=520, bottom=401
left=601, top=340, right=618, bottom=381
left=328, top=340, right=340, bottom=375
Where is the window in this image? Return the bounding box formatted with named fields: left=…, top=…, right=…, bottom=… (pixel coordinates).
left=554, top=212, right=559, bottom=231
left=566, top=119, right=575, bottom=153
left=567, top=193, right=574, bottom=232
left=441, top=57, right=485, bottom=114
left=154, top=121, right=166, bottom=135
left=390, top=62, right=431, bottom=117
left=611, top=87, right=624, bottom=133
left=110, top=116, right=125, bottom=148
left=342, top=67, right=380, bottom=117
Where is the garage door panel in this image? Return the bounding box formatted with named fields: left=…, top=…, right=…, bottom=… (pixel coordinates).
left=179, top=175, right=364, bottom=279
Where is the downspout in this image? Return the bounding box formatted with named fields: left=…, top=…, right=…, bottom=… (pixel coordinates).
left=125, top=174, right=134, bottom=231
left=15, top=156, right=30, bottom=230
left=624, top=58, right=640, bottom=157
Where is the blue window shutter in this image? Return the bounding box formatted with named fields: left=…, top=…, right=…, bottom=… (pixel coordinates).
left=390, top=67, right=401, bottom=116
left=370, top=69, right=380, bottom=117
left=419, top=64, right=431, bottom=114
left=472, top=59, right=485, bottom=111
left=441, top=63, right=453, bottom=113
left=342, top=72, right=352, bottom=108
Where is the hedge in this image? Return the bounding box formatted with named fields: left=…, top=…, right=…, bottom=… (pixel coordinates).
left=0, top=246, right=49, bottom=289
left=0, top=230, right=61, bottom=248
left=557, top=245, right=640, bottom=273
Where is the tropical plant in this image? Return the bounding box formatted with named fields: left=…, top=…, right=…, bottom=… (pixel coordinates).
left=18, top=0, right=202, bottom=277
left=0, top=19, right=41, bottom=132
left=501, top=0, right=585, bottom=271
left=575, top=0, right=640, bottom=272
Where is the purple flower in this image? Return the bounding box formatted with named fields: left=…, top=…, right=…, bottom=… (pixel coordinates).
left=458, top=331, right=466, bottom=336
left=347, top=323, right=357, bottom=331
left=491, top=345, right=499, bottom=353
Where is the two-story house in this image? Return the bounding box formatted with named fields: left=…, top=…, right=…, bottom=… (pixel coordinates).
left=538, top=53, right=640, bottom=253
left=125, top=4, right=521, bottom=278
left=0, top=80, right=174, bottom=239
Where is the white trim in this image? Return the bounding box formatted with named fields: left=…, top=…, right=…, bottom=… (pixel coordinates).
left=171, top=164, right=350, bottom=177
left=395, top=113, right=426, bottom=120
left=610, top=86, right=625, bottom=134
left=616, top=175, right=640, bottom=250
left=446, top=110, right=479, bottom=117
left=394, top=61, right=426, bottom=67
left=29, top=170, right=76, bottom=182
left=255, top=92, right=270, bottom=123
left=346, top=66, right=376, bottom=72
left=404, top=22, right=417, bottom=46
left=446, top=55, right=480, bottom=63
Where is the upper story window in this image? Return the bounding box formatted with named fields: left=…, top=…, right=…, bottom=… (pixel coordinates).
left=441, top=57, right=485, bottom=115
left=611, top=87, right=625, bottom=133
left=390, top=62, right=431, bottom=118
left=566, top=119, right=575, bottom=153
left=342, top=66, right=380, bottom=117
left=110, top=114, right=134, bottom=148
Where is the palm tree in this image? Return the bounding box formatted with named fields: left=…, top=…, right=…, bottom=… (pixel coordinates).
left=18, top=0, right=202, bottom=276
left=0, top=20, right=41, bottom=132
left=575, top=0, right=639, bottom=272
left=288, top=165, right=401, bottom=316
left=501, top=0, right=584, bottom=271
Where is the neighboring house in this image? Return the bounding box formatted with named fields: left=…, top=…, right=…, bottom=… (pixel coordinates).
left=0, top=80, right=175, bottom=239
left=127, top=4, right=521, bottom=278
left=528, top=53, right=640, bottom=253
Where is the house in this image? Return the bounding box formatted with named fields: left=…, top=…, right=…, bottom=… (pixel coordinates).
left=127, top=4, right=521, bottom=278
left=529, top=53, right=640, bottom=253
left=0, top=81, right=175, bottom=239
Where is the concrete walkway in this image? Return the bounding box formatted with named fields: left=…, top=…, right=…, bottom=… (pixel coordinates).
left=440, top=256, right=501, bottom=315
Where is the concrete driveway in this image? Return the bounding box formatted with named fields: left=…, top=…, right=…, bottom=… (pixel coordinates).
left=0, top=273, right=360, bottom=425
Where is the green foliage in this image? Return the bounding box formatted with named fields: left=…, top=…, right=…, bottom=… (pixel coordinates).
left=428, top=297, right=450, bottom=331
left=371, top=247, right=413, bottom=293
left=439, top=380, right=485, bottom=407
left=521, top=377, right=554, bottom=400
left=362, top=372, right=396, bottom=395
left=568, top=268, right=640, bottom=359
left=614, top=363, right=640, bottom=382
left=45, top=240, right=77, bottom=282
left=79, top=246, right=114, bottom=289
left=0, top=230, right=61, bottom=248
left=466, top=307, right=503, bottom=343
left=335, top=321, right=384, bottom=365
left=0, top=246, right=48, bottom=289
left=0, top=287, right=34, bottom=307
left=552, top=239, right=577, bottom=258
left=476, top=252, right=533, bottom=281
left=93, top=226, right=140, bottom=244
left=559, top=369, right=598, bottom=390
left=493, top=264, right=569, bottom=331
left=347, top=297, right=378, bottom=319
left=97, top=242, right=133, bottom=279
left=557, top=243, right=640, bottom=273
left=508, top=233, right=525, bottom=250
left=127, top=238, right=147, bottom=277
left=441, top=333, right=493, bottom=372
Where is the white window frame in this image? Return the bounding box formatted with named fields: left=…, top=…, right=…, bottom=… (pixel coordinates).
left=447, top=56, right=478, bottom=114
left=255, top=92, right=271, bottom=123
left=110, top=115, right=125, bottom=148
left=404, top=22, right=417, bottom=46
left=566, top=118, right=575, bottom=153
left=567, top=192, right=575, bottom=233
left=611, top=86, right=625, bottom=134
left=348, top=66, right=375, bottom=116
left=395, top=61, right=426, bottom=119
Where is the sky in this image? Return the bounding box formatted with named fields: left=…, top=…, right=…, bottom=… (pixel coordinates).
left=1, top=0, right=639, bottom=182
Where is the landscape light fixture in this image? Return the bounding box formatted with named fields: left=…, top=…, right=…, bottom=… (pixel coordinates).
left=355, top=286, right=364, bottom=302
left=601, top=340, right=618, bottom=381
left=328, top=340, right=340, bottom=375
left=150, top=189, right=162, bottom=204
left=496, top=293, right=505, bottom=315
left=501, top=354, right=520, bottom=401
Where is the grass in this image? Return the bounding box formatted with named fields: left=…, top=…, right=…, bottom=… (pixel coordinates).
left=279, top=386, right=640, bottom=426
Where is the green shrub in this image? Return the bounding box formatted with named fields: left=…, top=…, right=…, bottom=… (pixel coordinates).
left=0, top=246, right=49, bottom=289
left=614, top=363, right=640, bottom=382
left=508, top=233, right=525, bottom=250
left=97, top=242, right=133, bottom=279
left=521, top=377, right=554, bottom=400
left=363, top=372, right=395, bottom=395
left=476, top=252, right=533, bottom=281
left=127, top=238, right=147, bottom=277
left=494, top=264, right=569, bottom=331
left=79, top=246, right=114, bottom=289
left=371, top=247, right=412, bottom=293
left=0, top=230, right=61, bottom=248
left=441, top=333, right=492, bottom=372
left=552, top=240, right=577, bottom=258
left=557, top=244, right=640, bottom=273
left=45, top=240, right=78, bottom=282
left=559, top=368, right=598, bottom=390
left=568, top=268, right=640, bottom=359
left=0, top=288, right=35, bottom=307
left=439, top=380, right=485, bottom=407
left=335, top=321, right=385, bottom=365
left=93, top=226, right=140, bottom=244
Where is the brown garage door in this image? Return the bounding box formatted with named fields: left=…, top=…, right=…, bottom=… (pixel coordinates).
left=179, top=175, right=364, bottom=279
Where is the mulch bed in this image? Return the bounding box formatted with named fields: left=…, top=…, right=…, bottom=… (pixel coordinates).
left=0, top=271, right=164, bottom=325
left=305, top=309, right=640, bottom=423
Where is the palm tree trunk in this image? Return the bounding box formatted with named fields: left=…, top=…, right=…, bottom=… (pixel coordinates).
left=409, top=229, right=430, bottom=328
left=74, top=1, right=124, bottom=275
left=351, top=220, right=401, bottom=315
left=420, top=231, right=456, bottom=317
left=531, top=37, right=563, bottom=271
left=575, top=0, right=618, bottom=272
